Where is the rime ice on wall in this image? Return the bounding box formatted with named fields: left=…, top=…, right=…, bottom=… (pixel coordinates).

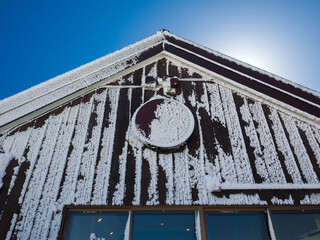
left=0, top=58, right=320, bottom=239
left=219, top=86, right=254, bottom=183
left=0, top=152, right=14, bottom=189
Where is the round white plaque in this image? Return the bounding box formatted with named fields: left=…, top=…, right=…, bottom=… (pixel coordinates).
left=132, top=97, right=195, bottom=151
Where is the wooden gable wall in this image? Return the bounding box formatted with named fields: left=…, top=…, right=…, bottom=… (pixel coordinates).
left=0, top=58, right=320, bottom=239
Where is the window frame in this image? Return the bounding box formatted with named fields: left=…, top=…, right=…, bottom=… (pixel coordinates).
left=58, top=205, right=320, bottom=240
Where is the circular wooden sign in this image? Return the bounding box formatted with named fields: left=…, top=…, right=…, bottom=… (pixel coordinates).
left=132, top=97, right=195, bottom=151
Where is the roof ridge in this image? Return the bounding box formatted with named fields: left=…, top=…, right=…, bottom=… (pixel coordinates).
left=0, top=31, right=165, bottom=115
left=162, top=31, right=320, bottom=98
left=1, top=30, right=319, bottom=132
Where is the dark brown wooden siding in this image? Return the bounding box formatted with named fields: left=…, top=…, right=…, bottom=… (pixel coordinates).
left=0, top=58, right=320, bottom=239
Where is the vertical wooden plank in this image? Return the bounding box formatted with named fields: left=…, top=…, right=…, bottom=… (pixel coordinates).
left=52, top=95, right=94, bottom=207
left=31, top=104, right=78, bottom=238
left=280, top=113, right=318, bottom=183
left=15, top=111, right=65, bottom=239
left=233, top=93, right=267, bottom=183
left=91, top=89, right=120, bottom=205
left=219, top=86, right=254, bottom=183
left=180, top=80, right=203, bottom=204
left=124, top=88, right=142, bottom=205
left=248, top=101, right=286, bottom=183
left=267, top=107, right=303, bottom=183
left=173, top=149, right=192, bottom=205
left=206, top=83, right=236, bottom=186
left=113, top=88, right=132, bottom=205
left=158, top=153, right=174, bottom=205
left=144, top=148, right=159, bottom=205
left=296, top=122, right=320, bottom=180
left=107, top=88, right=130, bottom=205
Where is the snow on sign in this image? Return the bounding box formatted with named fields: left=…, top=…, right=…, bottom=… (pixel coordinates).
left=132, top=97, right=195, bottom=151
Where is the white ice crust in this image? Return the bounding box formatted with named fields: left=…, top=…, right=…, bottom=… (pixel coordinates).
left=132, top=97, right=195, bottom=150
left=0, top=152, right=14, bottom=189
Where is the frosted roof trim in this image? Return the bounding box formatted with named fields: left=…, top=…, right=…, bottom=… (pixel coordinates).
left=164, top=31, right=320, bottom=98
left=1, top=30, right=319, bottom=129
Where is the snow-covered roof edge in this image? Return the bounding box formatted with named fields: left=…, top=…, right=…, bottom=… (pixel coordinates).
left=0, top=30, right=319, bottom=131
left=162, top=31, right=320, bottom=99
left=0, top=31, right=165, bottom=126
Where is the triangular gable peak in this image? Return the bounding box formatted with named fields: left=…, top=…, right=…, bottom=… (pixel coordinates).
left=1, top=41, right=320, bottom=239
left=0, top=30, right=319, bottom=133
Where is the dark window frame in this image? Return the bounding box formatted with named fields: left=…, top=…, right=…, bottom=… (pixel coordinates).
left=58, top=205, right=320, bottom=240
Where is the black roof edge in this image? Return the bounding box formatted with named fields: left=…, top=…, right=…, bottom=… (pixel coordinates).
left=164, top=41, right=320, bottom=118
left=163, top=34, right=320, bottom=107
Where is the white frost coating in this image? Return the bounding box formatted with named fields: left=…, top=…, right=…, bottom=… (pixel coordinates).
left=206, top=83, right=237, bottom=184
left=219, top=183, right=320, bottom=190
left=129, top=91, right=146, bottom=206
left=130, top=137, right=143, bottom=206
left=144, top=148, right=159, bottom=205
left=297, top=122, right=320, bottom=167
left=46, top=98, right=93, bottom=239
left=74, top=91, right=107, bottom=205
left=187, top=85, right=212, bottom=204
left=7, top=165, right=19, bottom=195
left=146, top=62, right=157, bottom=78
left=30, top=106, right=78, bottom=239
left=16, top=112, right=64, bottom=239
left=124, top=211, right=131, bottom=240
left=4, top=128, right=32, bottom=194
left=158, top=153, right=174, bottom=205
left=267, top=209, right=277, bottom=240
left=188, top=150, right=210, bottom=205
left=199, top=84, right=211, bottom=113
left=56, top=98, right=93, bottom=205
left=188, top=90, right=197, bottom=108
left=312, top=126, right=320, bottom=145
left=300, top=194, right=320, bottom=204
left=132, top=97, right=195, bottom=149
left=149, top=101, right=193, bottom=146
left=92, top=89, right=120, bottom=205
left=90, top=233, right=105, bottom=240
left=249, top=101, right=286, bottom=183
left=0, top=31, right=166, bottom=126
left=207, top=193, right=267, bottom=205
left=219, top=86, right=254, bottom=183
left=3, top=58, right=320, bottom=238
left=214, top=148, right=236, bottom=184
left=18, top=126, right=48, bottom=204
left=174, top=149, right=192, bottom=205
left=8, top=128, right=32, bottom=163
left=0, top=152, right=14, bottom=189
left=195, top=211, right=202, bottom=240
left=280, top=113, right=319, bottom=183
left=9, top=126, right=43, bottom=235
left=113, top=89, right=132, bottom=205
left=5, top=213, right=17, bottom=240
left=271, top=195, right=294, bottom=205
left=268, top=108, right=303, bottom=183
left=206, top=83, right=226, bottom=126
left=189, top=86, right=210, bottom=204
left=239, top=97, right=269, bottom=182
left=0, top=134, right=14, bottom=154
left=205, top=175, right=221, bottom=192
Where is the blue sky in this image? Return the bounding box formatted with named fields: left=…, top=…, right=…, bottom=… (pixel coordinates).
left=1, top=0, right=320, bottom=100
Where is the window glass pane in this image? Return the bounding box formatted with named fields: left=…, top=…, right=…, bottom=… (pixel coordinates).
left=206, top=211, right=270, bottom=240
left=132, top=211, right=196, bottom=240
left=64, top=211, right=129, bottom=240
left=272, top=210, right=320, bottom=240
